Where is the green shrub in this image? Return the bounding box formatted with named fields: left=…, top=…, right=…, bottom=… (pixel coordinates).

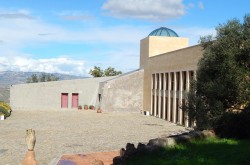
left=0, top=107, right=10, bottom=117
left=215, top=104, right=250, bottom=139
left=89, top=105, right=95, bottom=109
left=0, top=101, right=11, bottom=117
left=0, top=101, right=11, bottom=113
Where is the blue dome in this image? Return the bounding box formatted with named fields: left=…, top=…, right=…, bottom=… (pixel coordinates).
left=149, top=27, right=179, bottom=37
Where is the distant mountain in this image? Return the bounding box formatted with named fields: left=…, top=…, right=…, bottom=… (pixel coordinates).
left=0, top=71, right=85, bottom=87
left=0, top=71, right=86, bottom=103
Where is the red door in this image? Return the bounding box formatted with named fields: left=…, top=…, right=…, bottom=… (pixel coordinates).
left=61, top=93, right=68, bottom=108
left=72, top=93, right=79, bottom=108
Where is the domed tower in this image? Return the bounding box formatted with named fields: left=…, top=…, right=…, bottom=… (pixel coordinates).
left=140, top=27, right=189, bottom=68
left=148, top=27, right=179, bottom=37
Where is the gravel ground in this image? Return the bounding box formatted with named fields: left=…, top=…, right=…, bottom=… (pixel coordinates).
left=0, top=110, right=188, bottom=165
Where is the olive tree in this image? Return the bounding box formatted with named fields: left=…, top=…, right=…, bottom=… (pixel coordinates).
left=185, top=14, right=250, bottom=130
left=89, top=66, right=122, bottom=77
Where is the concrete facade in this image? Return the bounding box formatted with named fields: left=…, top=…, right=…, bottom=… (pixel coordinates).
left=140, top=35, right=203, bottom=126
left=140, top=36, right=188, bottom=69
left=100, top=70, right=144, bottom=112
left=10, top=77, right=114, bottom=111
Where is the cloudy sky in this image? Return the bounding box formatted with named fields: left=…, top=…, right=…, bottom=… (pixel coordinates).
left=0, top=0, right=249, bottom=76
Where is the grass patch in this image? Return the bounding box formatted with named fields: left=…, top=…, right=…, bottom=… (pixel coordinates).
left=126, top=138, right=250, bottom=165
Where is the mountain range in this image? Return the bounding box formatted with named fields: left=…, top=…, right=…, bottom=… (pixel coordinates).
left=0, top=71, right=85, bottom=103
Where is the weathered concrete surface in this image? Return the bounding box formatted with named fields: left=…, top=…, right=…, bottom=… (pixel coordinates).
left=140, top=42, right=203, bottom=112
left=101, top=70, right=144, bottom=112
left=0, top=110, right=187, bottom=165
left=10, top=77, right=115, bottom=111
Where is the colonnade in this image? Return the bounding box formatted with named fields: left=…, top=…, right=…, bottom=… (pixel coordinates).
left=151, top=70, right=195, bottom=127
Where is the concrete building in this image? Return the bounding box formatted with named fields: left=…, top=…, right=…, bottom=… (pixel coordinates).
left=10, top=27, right=203, bottom=126
left=140, top=27, right=203, bottom=127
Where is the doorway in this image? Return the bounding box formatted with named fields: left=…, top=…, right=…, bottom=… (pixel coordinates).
left=72, top=93, right=79, bottom=108
left=61, top=93, right=68, bottom=108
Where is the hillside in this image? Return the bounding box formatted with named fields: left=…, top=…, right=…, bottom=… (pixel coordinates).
left=0, top=71, right=85, bottom=103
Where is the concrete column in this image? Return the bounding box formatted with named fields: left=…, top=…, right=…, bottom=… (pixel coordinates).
left=154, top=74, right=158, bottom=117
left=167, top=73, right=171, bottom=121
left=172, top=72, right=177, bottom=123
left=158, top=73, right=162, bottom=118
left=163, top=73, right=166, bottom=120
left=150, top=74, right=154, bottom=115
left=185, top=71, right=190, bottom=127
left=178, top=71, right=183, bottom=125
left=193, top=71, right=197, bottom=127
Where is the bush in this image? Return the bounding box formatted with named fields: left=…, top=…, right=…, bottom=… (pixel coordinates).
left=0, top=101, right=11, bottom=117
left=214, top=104, right=250, bottom=139
left=0, top=107, right=10, bottom=117
left=89, top=105, right=95, bottom=110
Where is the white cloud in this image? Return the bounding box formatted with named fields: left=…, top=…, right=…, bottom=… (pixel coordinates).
left=0, top=9, right=149, bottom=76
left=59, top=10, right=94, bottom=21
left=0, top=14, right=147, bottom=49
left=0, top=9, right=34, bottom=19
left=102, top=0, right=185, bottom=21
left=198, top=1, right=204, bottom=10
left=0, top=56, right=88, bottom=76
left=186, top=3, right=195, bottom=9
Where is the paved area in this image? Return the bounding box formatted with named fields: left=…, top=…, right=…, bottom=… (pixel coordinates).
left=0, top=110, right=188, bottom=165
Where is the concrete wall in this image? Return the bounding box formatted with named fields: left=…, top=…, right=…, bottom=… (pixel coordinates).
left=0, top=87, right=10, bottom=103
left=140, top=36, right=188, bottom=69
left=10, top=77, right=114, bottom=111
left=100, top=70, right=144, bottom=112
left=141, top=44, right=204, bottom=112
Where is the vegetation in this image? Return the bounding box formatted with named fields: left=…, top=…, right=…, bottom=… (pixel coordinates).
left=0, top=101, right=11, bottom=117
left=89, top=105, right=95, bottom=109
left=126, top=138, right=250, bottom=165
left=184, top=15, right=250, bottom=132
left=215, top=104, right=250, bottom=139
left=84, top=105, right=88, bottom=110
left=26, top=73, right=59, bottom=83
left=89, top=66, right=122, bottom=77
left=104, top=67, right=122, bottom=76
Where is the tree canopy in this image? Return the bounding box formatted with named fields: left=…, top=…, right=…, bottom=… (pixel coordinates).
left=185, top=14, right=250, bottom=130
left=89, top=66, right=122, bottom=77
left=104, top=67, right=122, bottom=76
left=26, top=73, right=60, bottom=83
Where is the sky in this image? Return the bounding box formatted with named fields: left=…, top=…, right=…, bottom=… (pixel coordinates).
left=0, top=0, right=249, bottom=76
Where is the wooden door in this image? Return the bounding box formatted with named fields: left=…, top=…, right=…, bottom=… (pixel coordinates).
left=72, top=93, right=79, bottom=108
left=61, top=93, right=68, bottom=108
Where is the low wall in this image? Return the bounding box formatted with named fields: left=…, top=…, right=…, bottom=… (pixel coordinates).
left=101, top=70, right=144, bottom=112
left=10, top=77, right=114, bottom=111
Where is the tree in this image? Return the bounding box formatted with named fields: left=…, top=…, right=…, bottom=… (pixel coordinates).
left=104, top=67, right=122, bottom=76
left=89, top=66, right=104, bottom=77
left=26, top=73, right=59, bottom=83
left=185, top=15, right=250, bottom=130
left=39, top=73, right=46, bottom=82
left=26, top=74, right=38, bottom=83
left=89, top=66, right=122, bottom=77
left=39, top=73, right=59, bottom=82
